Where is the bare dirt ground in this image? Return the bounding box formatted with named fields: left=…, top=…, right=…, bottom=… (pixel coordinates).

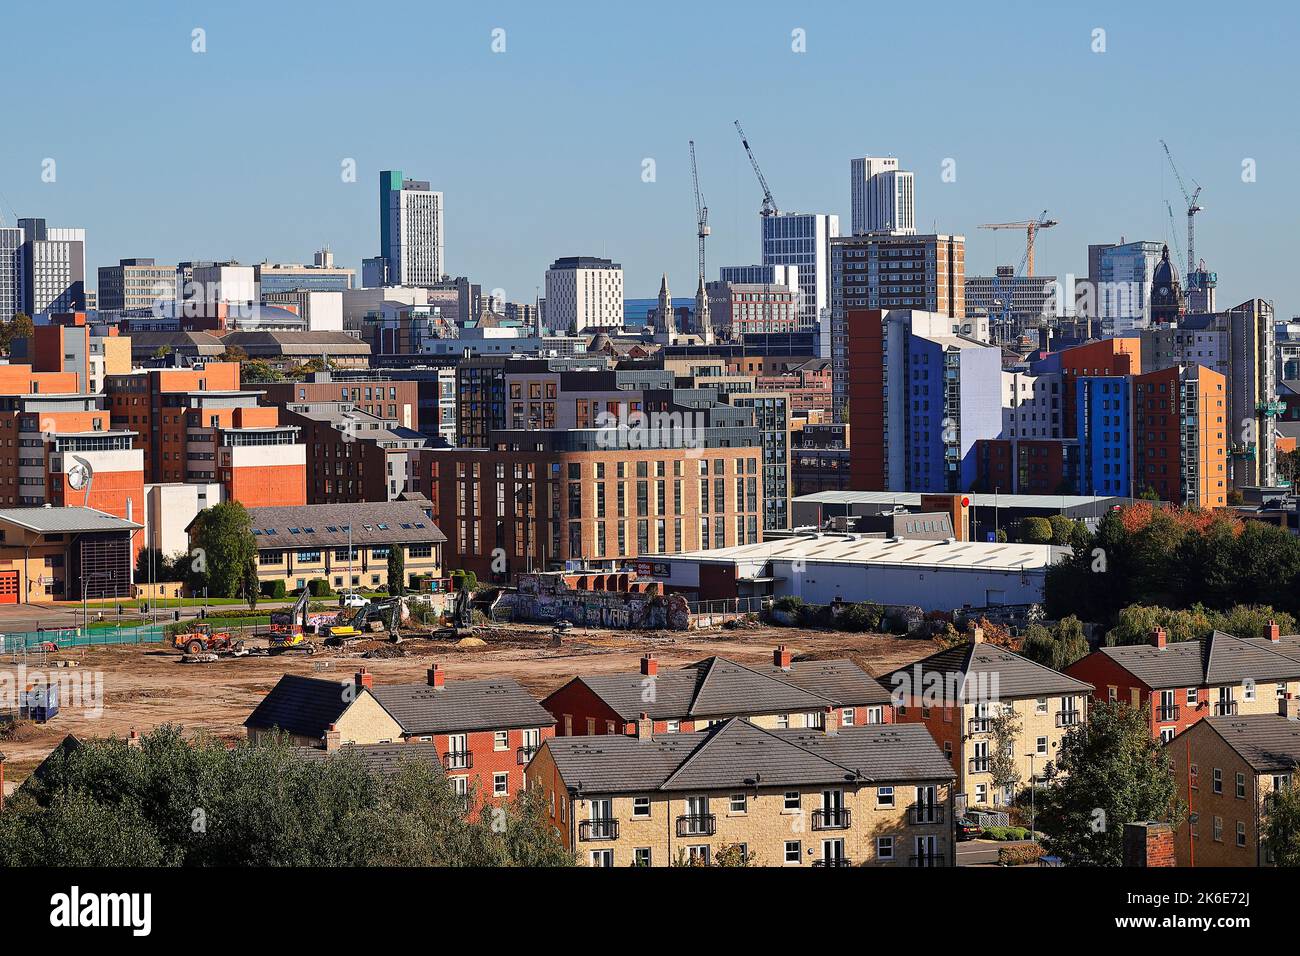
left=0, top=622, right=939, bottom=786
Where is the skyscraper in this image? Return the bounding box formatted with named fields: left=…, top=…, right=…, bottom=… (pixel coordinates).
left=0, top=225, right=22, bottom=323
left=544, top=256, right=624, bottom=332
left=377, top=169, right=444, bottom=287
left=760, top=212, right=839, bottom=332
left=850, top=157, right=915, bottom=235
left=17, top=218, right=86, bottom=316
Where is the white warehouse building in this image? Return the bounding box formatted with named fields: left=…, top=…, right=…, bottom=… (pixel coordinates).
left=653, top=534, right=1068, bottom=611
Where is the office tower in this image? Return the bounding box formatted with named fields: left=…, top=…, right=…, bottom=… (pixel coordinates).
left=1096, top=240, right=1163, bottom=335
left=760, top=212, right=839, bottom=331
left=0, top=225, right=22, bottom=323
left=97, top=258, right=179, bottom=312
left=850, top=157, right=915, bottom=235
left=17, top=218, right=86, bottom=316
left=254, top=257, right=355, bottom=293
left=544, top=256, right=624, bottom=332
left=378, top=169, right=444, bottom=287
left=829, top=232, right=965, bottom=423
left=718, top=264, right=799, bottom=288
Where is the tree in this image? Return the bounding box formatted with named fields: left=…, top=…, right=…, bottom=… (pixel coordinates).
left=387, top=546, right=406, bottom=596
left=218, top=344, right=249, bottom=364
left=0, top=312, right=33, bottom=355
left=241, top=359, right=285, bottom=384
left=1037, top=702, right=1184, bottom=866
left=1262, top=778, right=1300, bottom=866
left=189, top=501, right=257, bottom=598
left=986, top=707, right=1023, bottom=807
left=1020, top=616, right=1090, bottom=671
left=0, top=726, right=574, bottom=867
left=1019, top=516, right=1053, bottom=544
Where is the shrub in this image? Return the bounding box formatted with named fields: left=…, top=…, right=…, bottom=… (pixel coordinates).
left=308, top=578, right=333, bottom=597
left=772, top=596, right=805, bottom=613
left=999, top=843, right=1045, bottom=866
left=1019, top=517, right=1053, bottom=544
left=836, top=602, right=883, bottom=632
left=982, top=826, right=1008, bottom=840
left=450, top=569, right=479, bottom=592
left=261, top=580, right=287, bottom=600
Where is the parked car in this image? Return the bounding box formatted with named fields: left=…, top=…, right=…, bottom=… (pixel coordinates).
left=340, top=592, right=368, bottom=609
left=956, top=818, right=982, bottom=841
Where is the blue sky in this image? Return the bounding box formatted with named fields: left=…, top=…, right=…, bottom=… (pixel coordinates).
left=2, top=0, right=1296, bottom=314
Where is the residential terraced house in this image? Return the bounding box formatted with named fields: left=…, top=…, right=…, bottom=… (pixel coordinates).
left=1066, top=625, right=1300, bottom=743
left=541, top=647, right=895, bottom=737
left=1166, top=698, right=1300, bottom=866
left=244, top=664, right=554, bottom=811
left=526, top=714, right=954, bottom=867
left=881, top=630, right=1093, bottom=812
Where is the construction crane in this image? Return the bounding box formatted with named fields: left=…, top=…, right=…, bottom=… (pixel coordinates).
left=689, top=140, right=710, bottom=292
left=1164, top=200, right=1186, bottom=277
left=978, top=211, right=1058, bottom=278
left=1159, top=139, right=1203, bottom=282
left=734, top=120, right=778, bottom=218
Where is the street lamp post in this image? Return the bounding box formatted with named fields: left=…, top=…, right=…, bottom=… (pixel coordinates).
left=1025, top=752, right=1037, bottom=843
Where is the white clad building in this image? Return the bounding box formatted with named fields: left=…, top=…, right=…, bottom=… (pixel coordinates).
left=850, top=157, right=915, bottom=236
left=381, top=170, right=444, bottom=287
left=760, top=212, right=839, bottom=331
left=544, top=256, right=624, bottom=332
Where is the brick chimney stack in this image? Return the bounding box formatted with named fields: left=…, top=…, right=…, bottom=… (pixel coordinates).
left=636, top=712, right=653, bottom=741
left=324, top=724, right=342, bottom=751
left=640, top=654, right=658, bottom=677
left=427, top=663, right=445, bottom=689
left=774, top=645, right=792, bottom=670
left=1268, top=620, right=1281, bottom=643
left=1280, top=694, right=1300, bottom=721
left=355, top=667, right=374, bottom=691
left=1122, top=822, right=1176, bottom=867
left=1151, top=626, right=1167, bottom=650
left=127, top=729, right=141, bottom=749
left=970, top=627, right=985, bottom=644
left=823, top=706, right=839, bottom=736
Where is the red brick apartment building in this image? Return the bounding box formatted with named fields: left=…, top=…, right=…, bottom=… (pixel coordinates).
left=245, top=664, right=555, bottom=812
left=1132, top=364, right=1227, bottom=508
left=104, top=362, right=306, bottom=507
left=259, top=375, right=419, bottom=431
left=542, top=648, right=895, bottom=737
left=1066, top=625, right=1300, bottom=742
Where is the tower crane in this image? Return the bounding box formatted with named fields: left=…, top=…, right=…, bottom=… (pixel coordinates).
left=1164, top=200, right=1186, bottom=279
left=734, top=120, right=778, bottom=218
left=1159, top=139, right=1203, bottom=281
left=978, top=210, right=1058, bottom=278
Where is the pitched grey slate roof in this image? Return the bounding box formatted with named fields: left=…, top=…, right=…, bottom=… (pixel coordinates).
left=370, top=679, right=554, bottom=735
left=543, top=718, right=953, bottom=795
left=1197, top=715, right=1300, bottom=773
left=293, top=742, right=445, bottom=777
left=545, top=655, right=888, bottom=722
left=243, top=674, right=350, bottom=739
left=242, top=499, right=447, bottom=550
left=880, top=641, right=1093, bottom=700
left=1245, top=633, right=1300, bottom=665
left=1098, top=631, right=1300, bottom=689
left=0, top=506, right=142, bottom=533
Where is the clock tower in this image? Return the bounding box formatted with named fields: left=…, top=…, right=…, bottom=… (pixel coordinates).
left=1149, top=243, right=1184, bottom=325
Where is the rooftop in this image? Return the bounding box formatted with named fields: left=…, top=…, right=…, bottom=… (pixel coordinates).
left=0, top=506, right=143, bottom=533
left=1097, top=631, right=1300, bottom=689
left=1196, top=715, right=1300, bottom=773
left=238, top=500, right=446, bottom=549
left=881, top=639, right=1094, bottom=700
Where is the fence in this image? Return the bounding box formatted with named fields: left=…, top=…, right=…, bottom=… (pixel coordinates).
left=688, top=596, right=770, bottom=628
left=2, top=623, right=168, bottom=658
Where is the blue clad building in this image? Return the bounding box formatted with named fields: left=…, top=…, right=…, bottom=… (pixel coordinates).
left=1076, top=375, right=1132, bottom=497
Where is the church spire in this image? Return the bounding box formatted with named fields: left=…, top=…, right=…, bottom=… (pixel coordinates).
left=657, top=272, right=675, bottom=334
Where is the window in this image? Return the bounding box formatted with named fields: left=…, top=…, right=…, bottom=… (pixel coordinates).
left=665, top=720, right=680, bottom=734
left=494, top=731, right=509, bottom=751
left=1036, top=736, right=1048, bottom=756
left=633, top=847, right=652, bottom=867
left=1035, top=697, right=1048, bottom=715
left=1236, top=773, right=1246, bottom=799
left=876, top=837, right=894, bottom=860
left=1213, top=768, right=1223, bottom=794
left=590, top=850, right=614, bottom=868
left=783, top=791, right=801, bottom=811
left=841, top=707, right=855, bottom=727
left=876, top=786, right=894, bottom=807
left=1244, top=681, right=1257, bottom=703
left=493, top=773, right=509, bottom=797
left=632, top=796, right=651, bottom=818
left=685, top=845, right=710, bottom=865
left=729, top=793, right=747, bottom=814
left=784, top=840, right=801, bottom=864
left=1213, top=816, right=1223, bottom=842
left=1236, top=821, right=1247, bottom=847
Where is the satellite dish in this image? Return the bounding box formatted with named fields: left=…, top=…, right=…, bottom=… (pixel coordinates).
left=68, top=455, right=94, bottom=495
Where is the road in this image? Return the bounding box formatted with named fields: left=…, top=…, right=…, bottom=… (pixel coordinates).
left=956, top=839, right=1038, bottom=866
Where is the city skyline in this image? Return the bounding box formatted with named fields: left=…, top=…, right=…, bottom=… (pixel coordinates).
left=1, top=1, right=1297, bottom=315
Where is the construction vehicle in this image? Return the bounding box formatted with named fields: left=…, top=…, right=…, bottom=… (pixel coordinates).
left=172, top=623, right=243, bottom=656
left=433, top=584, right=474, bottom=639
left=322, top=595, right=410, bottom=645
left=265, top=590, right=317, bottom=655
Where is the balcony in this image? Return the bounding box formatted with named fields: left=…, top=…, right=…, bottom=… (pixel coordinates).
left=969, top=758, right=990, bottom=774
left=578, top=819, right=619, bottom=841
left=442, top=750, right=473, bottom=770
left=1156, top=704, right=1181, bottom=722
left=516, top=745, right=539, bottom=765
left=1214, top=701, right=1239, bottom=717
left=909, top=854, right=946, bottom=868
left=1055, top=710, right=1082, bottom=728
left=812, top=858, right=853, bottom=868
left=812, top=808, right=852, bottom=830
left=968, top=718, right=991, bottom=734
left=676, top=814, right=717, bottom=837
left=909, top=805, right=945, bottom=825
